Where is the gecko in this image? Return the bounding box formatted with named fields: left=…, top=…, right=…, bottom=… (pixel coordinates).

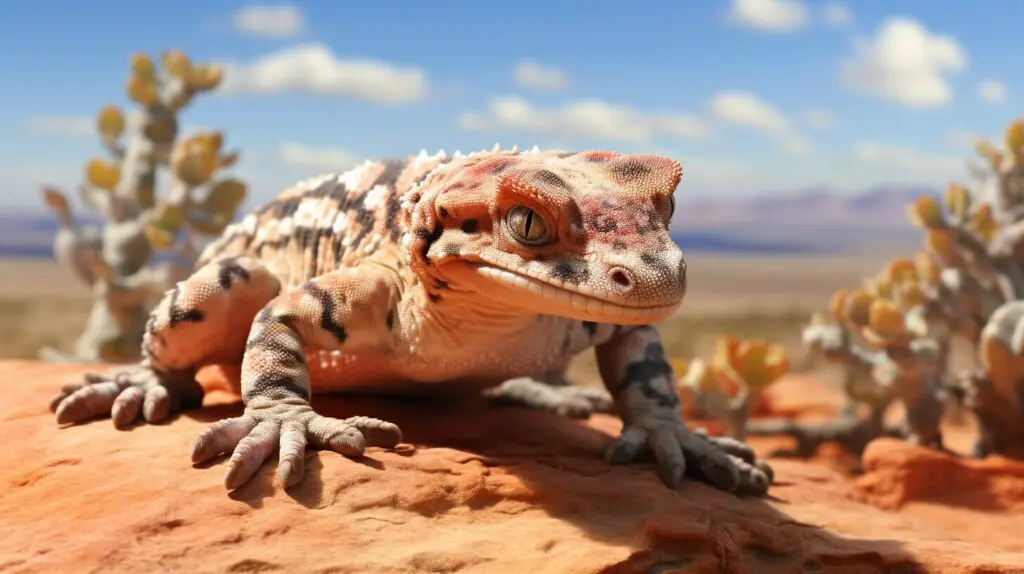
left=48, top=145, right=774, bottom=496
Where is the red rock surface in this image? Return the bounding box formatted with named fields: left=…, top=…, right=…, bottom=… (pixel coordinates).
left=2, top=361, right=1024, bottom=573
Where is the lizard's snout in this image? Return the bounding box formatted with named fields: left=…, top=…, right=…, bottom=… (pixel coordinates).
left=590, top=248, right=687, bottom=307
left=607, top=267, right=636, bottom=292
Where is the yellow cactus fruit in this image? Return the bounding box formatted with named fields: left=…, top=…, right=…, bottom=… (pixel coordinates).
left=942, top=183, right=971, bottom=219
left=130, top=52, right=156, bottom=81
left=162, top=49, right=192, bottom=78
left=829, top=289, right=850, bottom=321
left=845, top=289, right=874, bottom=328
left=669, top=358, right=690, bottom=378
left=145, top=204, right=187, bottom=249
left=864, top=275, right=894, bottom=300
left=925, top=229, right=956, bottom=261
left=906, top=195, right=945, bottom=228
left=1006, top=118, right=1024, bottom=163
left=171, top=136, right=219, bottom=187
left=126, top=74, right=159, bottom=106
left=758, top=343, right=789, bottom=386
left=678, top=358, right=719, bottom=395
left=733, top=340, right=789, bottom=389
left=187, top=64, right=224, bottom=91
left=969, top=204, right=999, bottom=244
left=197, top=130, right=224, bottom=154
left=85, top=158, right=121, bottom=191
left=711, top=335, right=742, bottom=374
left=868, top=299, right=906, bottom=339
left=144, top=227, right=175, bottom=250
left=96, top=105, right=125, bottom=140
left=885, top=258, right=918, bottom=284
left=974, top=139, right=1004, bottom=170
left=201, top=178, right=247, bottom=216
left=914, top=252, right=941, bottom=284
left=894, top=282, right=927, bottom=310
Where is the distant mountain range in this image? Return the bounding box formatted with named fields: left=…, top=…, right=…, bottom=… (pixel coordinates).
left=678, top=184, right=938, bottom=227
left=0, top=185, right=937, bottom=259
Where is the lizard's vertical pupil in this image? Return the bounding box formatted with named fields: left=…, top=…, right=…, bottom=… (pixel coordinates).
left=506, top=205, right=551, bottom=246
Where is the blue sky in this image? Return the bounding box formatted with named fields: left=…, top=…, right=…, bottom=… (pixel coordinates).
left=0, top=0, right=1021, bottom=208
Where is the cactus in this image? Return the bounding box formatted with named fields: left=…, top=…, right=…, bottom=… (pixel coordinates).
left=746, top=270, right=949, bottom=457
left=673, top=336, right=789, bottom=441
left=752, top=116, right=1024, bottom=460
left=38, top=49, right=248, bottom=364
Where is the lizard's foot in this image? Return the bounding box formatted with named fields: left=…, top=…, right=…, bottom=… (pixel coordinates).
left=190, top=403, right=403, bottom=490
left=49, top=364, right=204, bottom=428
left=606, top=419, right=773, bottom=496
left=485, top=377, right=614, bottom=419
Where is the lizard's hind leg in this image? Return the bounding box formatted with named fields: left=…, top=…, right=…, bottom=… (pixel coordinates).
left=484, top=370, right=614, bottom=419
left=50, top=256, right=282, bottom=428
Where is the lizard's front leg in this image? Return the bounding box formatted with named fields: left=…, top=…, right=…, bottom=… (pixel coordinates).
left=189, top=267, right=403, bottom=490
left=49, top=255, right=281, bottom=427
left=597, top=325, right=773, bottom=495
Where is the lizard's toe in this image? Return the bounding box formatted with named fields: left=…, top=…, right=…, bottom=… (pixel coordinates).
left=193, top=408, right=405, bottom=491
left=605, top=420, right=773, bottom=496
left=678, top=428, right=772, bottom=496
left=190, top=415, right=259, bottom=464
left=690, top=427, right=758, bottom=464
left=342, top=415, right=403, bottom=449
left=54, top=379, right=129, bottom=425
left=51, top=365, right=204, bottom=427
left=111, top=386, right=145, bottom=428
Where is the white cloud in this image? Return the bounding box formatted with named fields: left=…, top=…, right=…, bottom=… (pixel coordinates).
left=513, top=61, right=567, bottom=92
left=708, top=91, right=810, bottom=155
left=25, top=116, right=94, bottom=138
left=726, top=0, right=807, bottom=33
left=277, top=142, right=361, bottom=170
left=821, top=3, right=852, bottom=28
left=802, top=109, right=837, bottom=129
left=457, top=96, right=712, bottom=143
left=839, top=17, right=967, bottom=108
left=977, top=80, right=1007, bottom=103
left=218, top=43, right=429, bottom=104
left=231, top=4, right=305, bottom=38
left=852, top=141, right=962, bottom=178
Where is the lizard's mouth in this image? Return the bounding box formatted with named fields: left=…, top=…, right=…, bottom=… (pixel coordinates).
left=473, top=263, right=682, bottom=322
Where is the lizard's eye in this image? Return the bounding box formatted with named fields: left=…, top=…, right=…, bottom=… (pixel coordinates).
left=668, top=194, right=675, bottom=220
left=505, top=205, right=553, bottom=246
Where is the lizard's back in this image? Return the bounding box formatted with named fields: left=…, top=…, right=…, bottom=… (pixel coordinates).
left=196, top=155, right=450, bottom=288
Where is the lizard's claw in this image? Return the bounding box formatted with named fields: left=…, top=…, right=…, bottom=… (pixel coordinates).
left=49, top=365, right=204, bottom=428
left=605, top=420, right=773, bottom=496
left=189, top=405, right=403, bottom=490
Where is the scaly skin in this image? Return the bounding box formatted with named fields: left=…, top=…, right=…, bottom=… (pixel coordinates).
left=49, top=146, right=773, bottom=496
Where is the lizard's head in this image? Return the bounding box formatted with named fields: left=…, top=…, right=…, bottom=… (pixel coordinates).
left=402, top=148, right=686, bottom=324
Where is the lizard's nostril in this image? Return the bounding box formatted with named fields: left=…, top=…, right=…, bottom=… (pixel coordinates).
left=608, top=267, right=634, bottom=291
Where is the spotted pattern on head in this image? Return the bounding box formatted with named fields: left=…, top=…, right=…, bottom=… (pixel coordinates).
left=401, top=149, right=687, bottom=322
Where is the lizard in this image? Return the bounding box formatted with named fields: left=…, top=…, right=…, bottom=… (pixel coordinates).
left=48, top=145, right=774, bottom=496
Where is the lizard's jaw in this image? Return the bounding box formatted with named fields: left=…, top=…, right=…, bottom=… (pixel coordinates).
left=472, top=263, right=683, bottom=324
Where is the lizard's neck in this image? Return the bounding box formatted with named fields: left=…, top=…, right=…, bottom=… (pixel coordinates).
left=398, top=284, right=540, bottom=351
